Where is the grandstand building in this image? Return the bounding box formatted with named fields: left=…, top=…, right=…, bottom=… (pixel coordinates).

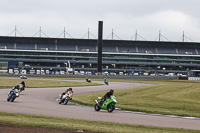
left=0, top=36, right=200, bottom=75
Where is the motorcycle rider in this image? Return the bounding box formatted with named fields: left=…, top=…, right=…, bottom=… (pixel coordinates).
left=104, top=78, right=108, bottom=84
left=86, top=77, right=91, bottom=82
left=13, top=84, right=23, bottom=90
left=60, top=87, right=73, bottom=100
left=20, top=81, right=25, bottom=90
left=99, top=89, right=114, bottom=106
left=9, top=84, right=22, bottom=95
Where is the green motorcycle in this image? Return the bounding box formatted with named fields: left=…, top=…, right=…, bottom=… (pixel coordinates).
left=104, top=80, right=108, bottom=85
left=94, top=95, right=117, bottom=112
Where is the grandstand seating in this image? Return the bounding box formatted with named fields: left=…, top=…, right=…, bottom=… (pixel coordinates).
left=2, top=41, right=199, bottom=56
left=137, top=46, right=157, bottom=54
left=57, top=43, right=76, bottom=51
left=37, top=43, right=56, bottom=51
left=78, top=44, right=97, bottom=52
left=117, top=45, right=137, bottom=53
left=0, top=43, right=14, bottom=49
left=2, top=36, right=200, bottom=73
left=157, top=47, right=177, bottom=54
left=177, top=48, right=197, bottom=55
left=17, top=43, right=35, bottom=50
left=102, top=45, right=117, bottom=52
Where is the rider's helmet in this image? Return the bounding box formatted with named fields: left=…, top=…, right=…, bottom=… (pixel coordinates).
left=110, top=89, right=114, bottom=95
left=69, top=87, right=72, bottom=91
left=16, top=84, right=20, bottom=89
left=21, top=81, right=25, bottom=84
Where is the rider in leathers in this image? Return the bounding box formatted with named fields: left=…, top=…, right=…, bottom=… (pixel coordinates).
left=99, top=89, right=114, bottom=106
left=60, top=87, right=73, bottom=100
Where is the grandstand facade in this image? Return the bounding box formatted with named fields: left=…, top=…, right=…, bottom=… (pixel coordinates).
left=0, top=36, right=200, bottom=75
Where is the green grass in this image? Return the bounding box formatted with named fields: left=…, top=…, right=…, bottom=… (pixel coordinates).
left=0, top=112, right=198, bottom=133
left=1, top=76, right=200, bottom=132
left=0, top=76, right=100, bottom=89
left=73, top=79, right=200, bottom=118
left=2, top=76, right=199, bottom=117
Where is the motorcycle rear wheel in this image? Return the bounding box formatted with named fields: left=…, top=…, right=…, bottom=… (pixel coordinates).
left=94, top=104, right=101, bottom=111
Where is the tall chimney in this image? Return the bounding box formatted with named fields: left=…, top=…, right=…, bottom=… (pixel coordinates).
left=97, top=21, right=103, bottom=74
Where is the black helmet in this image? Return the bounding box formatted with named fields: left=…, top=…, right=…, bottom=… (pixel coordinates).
left=110, top=89, right=114, bottom=95
left=16, top=84, right=19, bottom=89
left=21, top=81, right=25, bottom=84
left=69, top=87, right=72, bottom=91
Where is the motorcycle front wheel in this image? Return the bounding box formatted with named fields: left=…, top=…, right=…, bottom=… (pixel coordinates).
left=94, top=104, right=101, bottom=111
left=64, top=99, right=69, bottom=105
left=58, top=99, right=62, bottom=104
left=11, top=95, right=15, bottom=102
left=7, top=97, right=10, bottom=101
left=107, top=104, right=115, bottom=113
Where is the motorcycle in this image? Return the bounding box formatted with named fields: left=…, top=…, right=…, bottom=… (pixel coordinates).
left=19, top=83, right=25, bottom=93
left=94, top=95, right=117, bottom=112
left=86, top=78, right=91, bottom=83
left=104, top=80, right=109, bottom=85
left=20, top=75, right=27, bottom=79
left=7, top=89, right=20, bottom=102
left=57, top=91, right=73, bottom=105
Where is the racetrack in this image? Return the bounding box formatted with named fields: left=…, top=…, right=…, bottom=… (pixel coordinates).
left=0, top=80, right=200, bottom=130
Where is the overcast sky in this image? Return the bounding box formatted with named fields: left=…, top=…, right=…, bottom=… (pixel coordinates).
left=0, top=0, right=200, bottom=42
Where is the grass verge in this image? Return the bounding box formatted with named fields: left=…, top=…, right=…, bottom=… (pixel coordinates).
left=0, top=76, right=100, bottom=89
left=73, top=79, right=200, bottom=118
left=0, top=112, right=198, bottom=133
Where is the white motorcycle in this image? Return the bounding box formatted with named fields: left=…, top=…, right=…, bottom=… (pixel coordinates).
left=56, top=91, right=73, bottom=105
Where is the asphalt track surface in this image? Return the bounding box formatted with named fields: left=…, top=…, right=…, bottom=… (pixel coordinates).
left=0, top=79, right=200, bottom=130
